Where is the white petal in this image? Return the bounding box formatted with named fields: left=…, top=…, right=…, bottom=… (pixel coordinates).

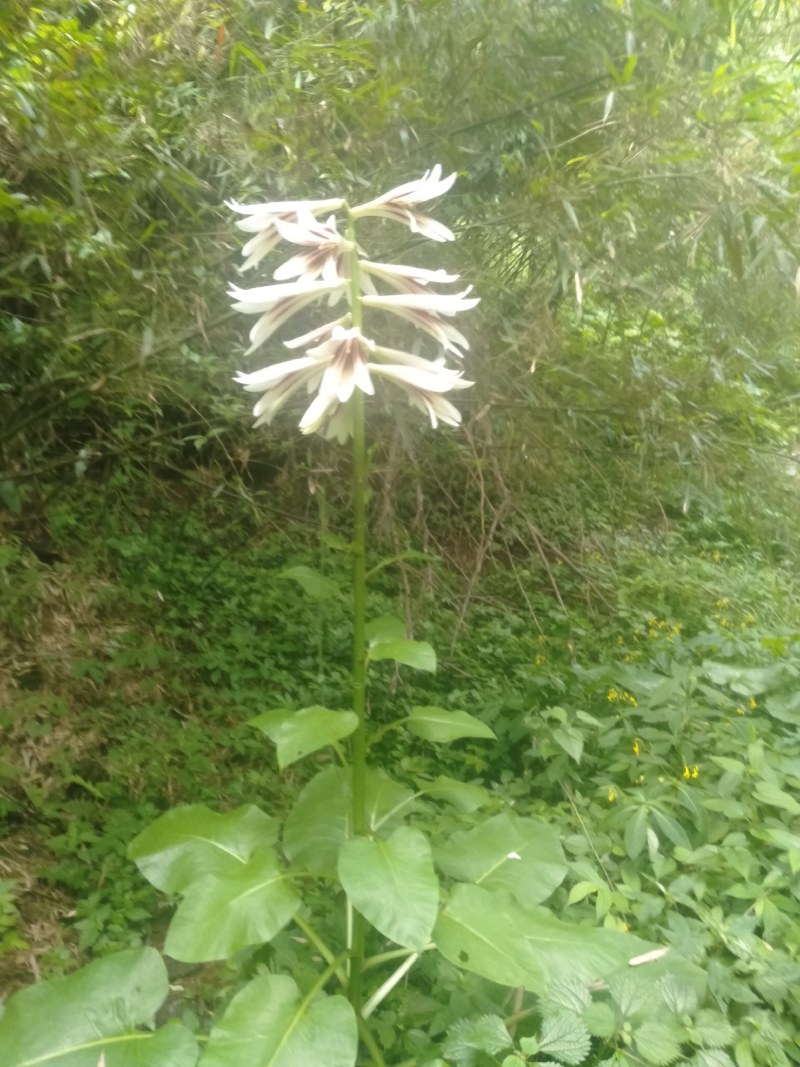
left=234, top=354, right=319, bottom=391
left=360, top=261, right=460, bottom=286
left=283, top=317, right=347, bottom=350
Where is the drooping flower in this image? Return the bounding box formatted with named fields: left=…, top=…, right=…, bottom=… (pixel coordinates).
left=351, top=165, right=457, bottom=242
left=362, top=289, right=479, bottom=354
left=228, top=279, right=347, bottom=353
left=369, top=362, right=472, bottom=428
left=227, top=197, right=345, bottom=271
left=360, top=260, right=460, bottom=295
left=272, top=212, right=353, bottom=285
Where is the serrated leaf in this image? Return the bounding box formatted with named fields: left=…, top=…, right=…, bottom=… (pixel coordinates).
left=633, top=1021, right=682, bottom=1066
left=338, top=827, right=439, bottom=949
left=129, top=804, right=278, bottom=893
left=418, top=775, right=491, bottom=812
left=655, top=975, right=698, bottom=1017
left=607, top=968, right=655, bottom=1018
left=407, top=706, right=495, bottom=742
left=538, top=1012, right=591, bottom=1065
left=695, top=1051, right=735, bottom=1067
left=276, top=565, right=339, bottom=600
left=199, top=974, right=357, bottom=1067
left=693, top=1010, right=735, bottom=1049
left=443, top=1014, right=512, bottom=1060
left=541, top=975, right=591, bottom=1015
left=249, top=706, right=358, bottom=768
left=165, top=848, right=300, bottom=962
left=368, top=638, right=437, bottom=671
left=584, top=1000, right=618, bottom=1039
left=0, top=948, right=198, bottom=1067
left=436, top=812, right=567, bottom=906
left=434, top=884, right=546, bottom=993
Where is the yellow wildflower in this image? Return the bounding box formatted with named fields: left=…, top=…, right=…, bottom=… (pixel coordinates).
left=607, top=688, right=619, bottom=702
left=633, top=738, right=640, bottom=756
left=607, top=786, right=618, bottom=803
left=748, top=696, right=757, bottom=709
left=682, top=764, right=699, bottom=779
left=736, top=705, right=746, bottom=716
left=535, top=654, right=547, bottom=666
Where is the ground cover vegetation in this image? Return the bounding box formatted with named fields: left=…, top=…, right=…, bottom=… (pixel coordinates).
left=2, top=1, right=800, bottom=1065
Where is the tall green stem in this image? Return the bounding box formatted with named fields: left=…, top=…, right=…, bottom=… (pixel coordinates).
left=346, top=209, right=368, bottom=1012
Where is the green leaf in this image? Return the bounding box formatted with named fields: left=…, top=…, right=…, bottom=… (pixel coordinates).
left=338, top=826, right=439, bottom=949
left=538, top=1012, right=592, bottom=1065
left=368, top=639, right=436, bottom=672
left=693, top=1009, right=735, bottom=1049
left=655, top=975, right=698, bottom=1016
left=584, top=1000, right=618, bottom=1040
left=407, top=706, right=496, bottom=742
left=552, top=726, right=584, bottom=764
left=650, top=809, right=691, bottom=850
left=0, top=947, right=198, bottom=1067
left=418, top=775, right=491, bottom=812
left=277, top=565, right=339, bottom=600
left=753, top=780, right=800, bottom=815
left=129, top=805, right=278, bottom=893
left=624, top=808, right=648, bottom=860
left=200, top=974, right=357, bottom=1067
left=165, top=848, right=300, bottom=962
left=249, top=706, right=358, bottom=768
left=695, top=1053, right=735, bottom=1067
left=433, top=884, right=547, bottom=993
left=542, top=975, right=591, bottom=1015
left=283, top=767, right=348, bottom=873
left=283, top=768, right=416, bottom=872
left=443, top=1014, right=512, bottom=1060
left=436, top=812, right=567, bottom=906
left=633, top=1020, right=683, bottom=1066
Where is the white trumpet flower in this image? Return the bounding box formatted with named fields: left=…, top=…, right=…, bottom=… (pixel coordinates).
left=228, top=197, right=345, bottom=271
left=229, top=169, right=477, bottom=436
left=351, top=165, right=457, bottom=242
left=228, top=279, right=347, bottom=353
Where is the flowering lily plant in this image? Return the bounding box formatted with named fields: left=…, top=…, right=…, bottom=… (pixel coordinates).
left=0, top=170, right=688, bottom=1067
left=227, top=165, right=477, bottom=441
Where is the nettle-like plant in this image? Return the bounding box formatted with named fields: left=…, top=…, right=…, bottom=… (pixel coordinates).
left=1, top=170, right=708, bottom=1067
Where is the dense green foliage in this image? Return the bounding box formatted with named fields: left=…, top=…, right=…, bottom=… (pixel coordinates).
left=2, top=2, right=800, bottom=1066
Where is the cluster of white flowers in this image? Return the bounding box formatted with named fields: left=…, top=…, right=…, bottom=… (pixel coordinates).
left=227, top=166, right=477, bottom=441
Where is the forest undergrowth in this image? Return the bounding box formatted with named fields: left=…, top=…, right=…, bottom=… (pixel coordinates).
left=2, top=469, right=800, bottom=1064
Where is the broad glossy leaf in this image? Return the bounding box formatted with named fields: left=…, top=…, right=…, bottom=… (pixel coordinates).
left=407, top=706, right=496, bottom=742
left=434, top=884, right=546, bottom=992
left=418, top=775, right=491, bottom=812
left=753, top=780, right=800, bottom=815
left=0, top=947, right=197, bottom=1067
left=249, top=706, right=358, bottom=768
left=283, top=767, right=349, bottom=872
left=277, top=565, right=339, bottom=600
left=200, top=974, right=357, bottom=1067
left=436, top=812, right=567, bottom=906
left=165, top=848, right=300, bottom=962
left=338, top=827, right=439, bottom=949
left=368, top=639, right=436, bottom=672
left=129, top=805, right=277, bottom=894
left=283, top=767, right=416, bottom=872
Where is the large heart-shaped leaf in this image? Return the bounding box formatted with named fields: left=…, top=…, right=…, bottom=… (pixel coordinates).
left=0, top=947, right=198, bottom=1067
left=283, top=767, right=349, bottom=873
left=339, top=827, right=439, bottom=949
left=283, top=767, right=416, bottom=873
left=434, top=884, right=546, bottom=992
left=249, top=706, right=358, bottom=768
left=435, top=812, right=567, bottom=906
left=407, top=706, right=496, bottom=742
left=200, top=974, right=357, bottom=1067
left=129, top=805, right=277, bottom=894
left=165, top=849, right=300, bottom=962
